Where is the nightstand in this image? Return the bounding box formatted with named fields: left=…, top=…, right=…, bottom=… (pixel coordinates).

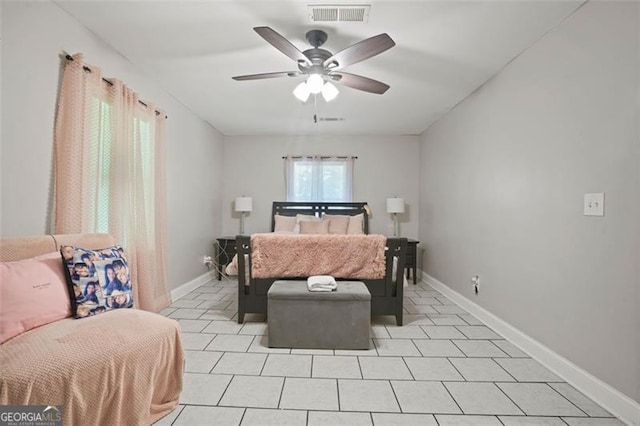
left=405, top=239, right=419, bottom=284
left=215, top=236, right=237, bottom=280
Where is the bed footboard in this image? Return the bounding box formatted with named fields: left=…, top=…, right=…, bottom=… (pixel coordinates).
left=236, top=235, right=407, bottom=326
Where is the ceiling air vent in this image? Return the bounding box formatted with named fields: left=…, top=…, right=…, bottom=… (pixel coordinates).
left=308, top=5, right=370, bottom=23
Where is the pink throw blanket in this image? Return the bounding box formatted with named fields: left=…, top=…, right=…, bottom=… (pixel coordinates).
left=250, top=233, right=386, bottom=279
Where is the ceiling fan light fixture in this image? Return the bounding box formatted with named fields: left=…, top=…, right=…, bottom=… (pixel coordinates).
left=321, top=82, right=339, bottom=102
left=306, top=74, right=324, bottom=94
left=293, top=82, right=311, bottom=102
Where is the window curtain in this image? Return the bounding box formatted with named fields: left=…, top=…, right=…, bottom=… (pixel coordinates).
left=53, top=53, right=170, bottom=313
left=284, top=155, right=355, bottom=202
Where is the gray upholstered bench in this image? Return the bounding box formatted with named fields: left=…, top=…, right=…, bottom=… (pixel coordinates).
left=268, top=280, right=371, bottom=349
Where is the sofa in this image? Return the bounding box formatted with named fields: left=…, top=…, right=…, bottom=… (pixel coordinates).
left=0, top=233, right=184, bottom=425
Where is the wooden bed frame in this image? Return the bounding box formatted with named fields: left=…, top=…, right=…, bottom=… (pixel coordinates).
left=236, top=201, right=407, bottom=326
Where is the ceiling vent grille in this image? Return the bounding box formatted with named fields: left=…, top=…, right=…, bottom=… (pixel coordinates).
left=308, top=5, right=370, bottom=23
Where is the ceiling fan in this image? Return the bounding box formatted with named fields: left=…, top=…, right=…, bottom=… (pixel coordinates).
left=232, top=27, right=395, bottom=102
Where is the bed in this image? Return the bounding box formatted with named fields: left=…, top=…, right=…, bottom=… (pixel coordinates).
left=234, top=202, right=407, bottom=326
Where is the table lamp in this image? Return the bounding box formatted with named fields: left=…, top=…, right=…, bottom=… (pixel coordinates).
left=386, top=197, right=405, bottom=237
left=235, top=196, right=252, bottom=234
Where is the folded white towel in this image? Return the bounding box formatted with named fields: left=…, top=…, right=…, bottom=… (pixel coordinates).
left=308, top=285, right=335, bottom=292
left=308, top=275, right=336, bottom=286
left=307, top=275, right=337, bottom=292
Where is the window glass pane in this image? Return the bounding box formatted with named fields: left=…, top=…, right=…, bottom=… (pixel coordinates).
left=322, top=162, right=347, bottom=202
left=293, top=161, right=313, bottom=201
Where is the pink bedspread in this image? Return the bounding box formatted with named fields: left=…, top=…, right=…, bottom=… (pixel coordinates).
left=250, top=233, right=386, bottom=279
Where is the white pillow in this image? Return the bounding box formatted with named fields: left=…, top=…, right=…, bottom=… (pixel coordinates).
left=347, top=213, right=365, bottom=235
left=273, top=214, right=296, bottom=232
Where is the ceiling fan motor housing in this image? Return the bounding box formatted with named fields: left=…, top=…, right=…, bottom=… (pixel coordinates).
left=299, top=48, right=333, bottom=73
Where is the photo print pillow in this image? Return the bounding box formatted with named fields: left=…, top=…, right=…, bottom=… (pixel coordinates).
left=60, top=245, right=134, bottom=318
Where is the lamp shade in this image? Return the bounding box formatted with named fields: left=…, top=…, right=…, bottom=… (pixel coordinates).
left=386, top=198, right=405, bottom=214
left=321, top=82, right=339, bottom=102
left=293, top=82, right=310, bottom=102
left=235, top=197, right=253, bottom=212
left=306, top=74, right=324, bottom=94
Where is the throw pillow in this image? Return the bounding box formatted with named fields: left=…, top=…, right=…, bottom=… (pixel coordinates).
left=293, top=214, right=322, bottom=233
left=0, top=252, right=72, bottom=343
left=347, top=213, right=365, bottom=235
left=322, top=214, right=350, bottom=234
left=299, top=219, right=330, bottom=234
left=273, top=214, right=296, bottom=232
left=61, top=245, right=134, bottom=318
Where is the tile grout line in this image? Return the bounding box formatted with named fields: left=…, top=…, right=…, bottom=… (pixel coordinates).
left=490, top=357, right=519, bottom=382
left=386, top=379, right=404, bottom=415
left=167, top=404, right=184, bottom=426
left=492, top=381, right=527, bottom=417
left=443, top=357, right=466, bottom=382
left=440, top=381, right=465, bottom=415
left=400, top=356, right=418, bottom=381
left=546, top=382, right=591, bottom=418
left=276, top=376, right=286, bottom=410
left=355, top=356, right=364, bottom=380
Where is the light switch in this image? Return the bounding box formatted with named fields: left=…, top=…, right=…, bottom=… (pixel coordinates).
left=584, top=193, right=604, bottom=216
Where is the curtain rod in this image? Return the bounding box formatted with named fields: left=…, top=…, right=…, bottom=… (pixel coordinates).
left=282, top=155, right=358, bottom=159
left=65, top=55, right=167, bottom=119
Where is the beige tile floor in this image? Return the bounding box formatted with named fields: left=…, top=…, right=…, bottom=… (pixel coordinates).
left=155, top=278, right=624, bottom=426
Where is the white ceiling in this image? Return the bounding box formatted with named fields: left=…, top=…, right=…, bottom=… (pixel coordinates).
left=56, top=0, right=585, bottom=136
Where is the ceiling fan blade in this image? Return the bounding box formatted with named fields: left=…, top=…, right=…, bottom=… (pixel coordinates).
left=232, top=71, right=300, bottom=81
left=323, top=33, right=395, bottom=69
left=254, top=26, right=311, bottom=66
left=331, top=72, right=390, bottom=94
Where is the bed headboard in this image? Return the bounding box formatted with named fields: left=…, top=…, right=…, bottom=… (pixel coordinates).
left=271, top=201, right=370, bottom=234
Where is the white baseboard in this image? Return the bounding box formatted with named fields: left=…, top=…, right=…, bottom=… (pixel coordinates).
left=171, top=270, right=216, bottom=301
left=422, top=272, right=640, bottom=426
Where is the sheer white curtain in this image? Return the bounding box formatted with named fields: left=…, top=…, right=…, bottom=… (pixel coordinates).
left=284, top=155, right=355, bottom=202
left=53, top=53, right=170, bottom=312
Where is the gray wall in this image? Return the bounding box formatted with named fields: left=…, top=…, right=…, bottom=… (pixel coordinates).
left=0, top=1, right=225, bottom=289
left=221, top=135, right=420, bottom=238
left=420, top=1, right=639, bottom=403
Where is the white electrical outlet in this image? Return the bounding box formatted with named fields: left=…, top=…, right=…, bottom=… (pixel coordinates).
left=584, top=193, right=604, bottom=216
left=203, top=255, right=213, bottom=266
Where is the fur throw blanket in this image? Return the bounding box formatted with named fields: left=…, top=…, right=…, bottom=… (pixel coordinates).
left=250, top=234, right=386, bottom=279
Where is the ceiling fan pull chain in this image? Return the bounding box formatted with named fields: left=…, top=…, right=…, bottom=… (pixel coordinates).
left=314, top=94, right=321, bottom=123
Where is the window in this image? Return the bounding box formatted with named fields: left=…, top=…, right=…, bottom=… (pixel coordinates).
left=86, top=99, right=155, bottom=239
left=285, top=156, right=355, bottom=202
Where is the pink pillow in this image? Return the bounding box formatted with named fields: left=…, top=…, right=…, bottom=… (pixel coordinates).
left=274, top=214, right=296, bottom=232
left=0, top=252, right=71, bottom=343
left=299, top=220, right=330, bottom=234
left=293, top=214, right=322, bottom=233
left=322, top=214, right=350, bottom=234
